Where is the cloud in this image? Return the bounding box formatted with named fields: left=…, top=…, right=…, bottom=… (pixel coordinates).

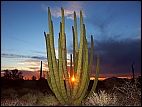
left=30, top=50, right=46, bottom=55
left=49, top=7, right=85, bottom=20
left=2, top=50, right=70, bottom=72
left=91, top=38, right=141, bottom=76
left=18, top=59, right=48, bottom=72
left=1, top=53, right=46, bottom=60
left=31, top=56, right=46, bottom=60
left=42, top=2, right=86, bottom=20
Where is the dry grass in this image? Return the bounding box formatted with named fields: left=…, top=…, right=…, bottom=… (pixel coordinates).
left=83, top=90, right=117, bottom=106
left=1, top=88, right=18, bottom=99
left=1, top=88, right=60, bottom=106
left=17, top=88, right=31, bottom=96
left=1, top=78, right=141, bottom=106
left=1, top=98, right=34, bottom=106
left=83, top=79, right=141, bottom=106
left=1, top=98, right=19, bottom=106
left=37, top=94, right=60, bottom=106
left=113, top=79, right=141, bottom=106
left=20, top=93, right=37, bottom=105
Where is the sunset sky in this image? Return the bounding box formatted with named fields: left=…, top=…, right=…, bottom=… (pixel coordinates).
left=1, top=1, right=141, bottom=79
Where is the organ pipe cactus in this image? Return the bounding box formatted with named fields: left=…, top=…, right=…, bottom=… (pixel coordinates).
left=131, top=62, right=135, bottom=81
left=39, top=61, right=42, bottom=79
left=44, top=7, right=100, bottom=105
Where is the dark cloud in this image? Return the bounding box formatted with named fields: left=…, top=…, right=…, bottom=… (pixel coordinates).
left=67, top=33, right=141, bottom=77
left=91, top=38, right=141, bottom=76
left=31, top=56, right=46, bottom=60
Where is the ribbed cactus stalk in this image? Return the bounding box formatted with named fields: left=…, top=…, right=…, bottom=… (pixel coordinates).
left=131, top=62, right=135, bottom=81
left=40, top=61, right=42, bottom=79
left=44, top=7, right=100, bottom=105
left=70, top=54, right=73, bottom=78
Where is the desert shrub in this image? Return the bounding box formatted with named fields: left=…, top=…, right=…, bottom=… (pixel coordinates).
left=1, top=98, right=19, bottom=106
left=17, top=88, right=31, bottom=96
left=83, top=90, right=117, bottom=106
left=1, top=90, right=42, bottom=106
left=16, top=99, right=33, bottom=106
left=20, top=93, right=37, bottom=105
left=37, top=94, right=60, bottom=106
left=18, top=88, right=44, bottom=97
left=113, top=79, right=141, bottom=106
left=1, top=88, right=18, bottom=99
left=28, top=89, right=44, bottom=96
left=1, top=98, right=33, bottom=106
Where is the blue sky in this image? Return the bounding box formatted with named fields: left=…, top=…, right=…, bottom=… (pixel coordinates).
left=1, top=1, right=141, bottom=78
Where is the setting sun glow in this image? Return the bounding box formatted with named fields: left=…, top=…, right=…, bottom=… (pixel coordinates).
left=71, top=76, right=75, bottom=82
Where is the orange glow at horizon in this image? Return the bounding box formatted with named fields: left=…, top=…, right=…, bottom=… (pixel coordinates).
left=1, top=62, right=137, bottom=81
left=90, top=76, right=132, bottom=80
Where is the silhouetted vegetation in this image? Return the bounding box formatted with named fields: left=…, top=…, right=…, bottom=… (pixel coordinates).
left=131, top=62, right=135, bottom=81
left=1, top=76, right=141, bottom=106
left=3, top=69, right=23, bottom=80
left=39, top=61, right=43, bottom=79
left=32, top=76, right=36, bottom=80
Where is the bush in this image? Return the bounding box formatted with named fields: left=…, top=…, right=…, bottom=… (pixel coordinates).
left=20, top=93, right=38, bottom=105
left=1, top=88, right=18, bottom=99
left=83, top=90, right=117, bottom=106
left=1, top=98, right=19, bottom=106
left=37, top=94, right=60, bottom=106
left=17, top=88, right=31, bottom=96
left=1, top=98, right=34, bottom=106
left=1, top=89, right=45, bottom=106
left=18, top=90, right=44, bottom=106
left=113, top=79, right=141, bottom=106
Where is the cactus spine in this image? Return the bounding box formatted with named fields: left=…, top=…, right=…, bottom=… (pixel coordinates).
left=44, top=7, right=100, bottom=105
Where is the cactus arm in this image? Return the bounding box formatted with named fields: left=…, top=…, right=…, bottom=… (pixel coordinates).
left=74, top=11, right=78, bottom=73
left=70, top=54, right=73, bottom=78
left=50, top=20, right=62, bottom=95
left=83, top=35, right=95, bottom=98
left=74, top=11, right=78, bottom=51
left=48, top=7, right=62, bottom=95
left=44, top=32, right=53, bottom=91
left=88, top=55, right=100, bottom=97
left=72, top=10, right=84, bottom=97
left=75, top=24, right=88, bottom=98
left=74, top=25, right=90, bottom=105
left=70, top=54, right=74, bottom=97
left=88, top=35, right=94, bottom=73
left=46, top=73, right=53, bottom=91
left=48, top=7, right=51, bottom=33
left=58, top=33, right=69, bottom=103
left=45, top=34, right=57, bottom=98
left=61, top=8, right=71, bottom=98
left=61, top=7, right=65, bottom=34
left=72, top=26, right=78, bottom=75
left=48, top=7, right=65, bottom=104
left=72, top=26, right=75, bottom=72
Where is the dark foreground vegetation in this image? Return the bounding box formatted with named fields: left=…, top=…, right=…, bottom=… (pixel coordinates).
left=1, top=76, right=141, bottom=106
